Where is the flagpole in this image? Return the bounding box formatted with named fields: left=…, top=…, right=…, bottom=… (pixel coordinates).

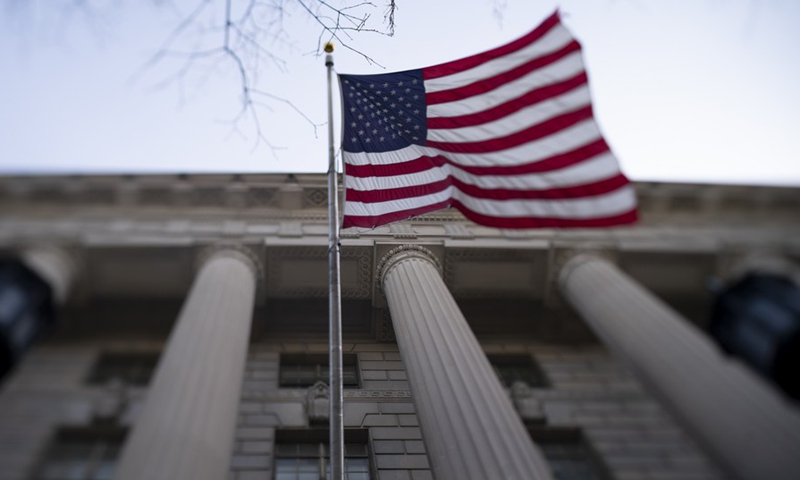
left=325, top=42, right=345, bottom=480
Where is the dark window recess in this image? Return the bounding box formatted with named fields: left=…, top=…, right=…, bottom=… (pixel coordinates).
left=274, top=429, right=370, bottom=480
left=488, top=354, right=549, bottom=388
left=86, top=353, right=159, bottom=386
left=30, top=426, right=127, bottom=480
left=529, top=427, right=608, bottom=480
left=279, top=354, right=359, bottom=389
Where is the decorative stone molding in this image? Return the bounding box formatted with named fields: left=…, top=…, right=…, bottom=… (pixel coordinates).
left=443, top=223, right=474, bottom=239
left=196, top=243, right=263, bottom=281
left=375, top=308, right=396, bottom=343
left=305, top=381, right=330, bottom=424
left=92, top=378, right=129, bottom=424
left=376, top=244, right=442, bottom=292
left=389, top=224, right=417, bottom=239
left=303, top=188, right=328, bottom=207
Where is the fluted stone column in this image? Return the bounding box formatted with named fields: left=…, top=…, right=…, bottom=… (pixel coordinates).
left=20, top=246, right=78, bottom=304
left=114, top=247, right=260, bottom=480
left=559, top=254, right=800, bottom=480
left=379, top=245, right=553, bottom=480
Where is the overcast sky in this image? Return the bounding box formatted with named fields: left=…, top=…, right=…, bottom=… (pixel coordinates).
left=1, top=0, right=798, bottom=186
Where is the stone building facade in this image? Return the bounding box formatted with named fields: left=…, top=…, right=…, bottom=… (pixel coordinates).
left=0, top=173, right=799, bottom=480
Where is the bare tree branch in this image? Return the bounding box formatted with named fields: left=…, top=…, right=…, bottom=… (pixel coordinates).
left=5, top=0, right=401, bottom=152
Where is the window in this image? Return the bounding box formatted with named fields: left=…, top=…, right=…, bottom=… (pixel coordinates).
left=274, top=429, right=370, bottom=480
left=30, top=427, right=127, bottom=480
left=529, top=427, right=608, bottom=480
left=279, top=354, right=359, bottom=389
left=487, top=354, right=548, bottom=388
left=86, top=352, right=159, bottom=386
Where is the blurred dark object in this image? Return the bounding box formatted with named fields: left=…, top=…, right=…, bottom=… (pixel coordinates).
left=710, top=273, right=800, bottom=400
left=0, top=259, right=55, bottom=380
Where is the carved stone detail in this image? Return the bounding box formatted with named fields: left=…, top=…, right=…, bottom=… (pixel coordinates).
left=389, top=224, right=417, bottom=239
left=376, top=244, right=442, bottom=292
left=304, top=188, right=328, bottom=207
left=305, top=381, right=330, bottom=424
left=246, top=187, right=278, bottom=207
left=443, top=223, right=474, bottom=239
left=376, top=308, right=396, bottom=343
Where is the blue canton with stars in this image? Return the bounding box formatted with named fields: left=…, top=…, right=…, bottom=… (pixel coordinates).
left=339, top=70, right=427, bottom=153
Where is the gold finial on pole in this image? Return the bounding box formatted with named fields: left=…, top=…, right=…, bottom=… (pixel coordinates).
left=324, top=42, right=334, bottom=53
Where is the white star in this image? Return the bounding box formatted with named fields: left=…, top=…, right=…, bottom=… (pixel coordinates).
left=398, top=81, right=404, bottom=86
left=379, top=136, right=385, bottom=141
left=372, top=129, right=378, bottom=134
left=358, top=130, right=365, bottom=135
left=405, top=88, right=411, bottom=93
left=351, top=137, right=357, bottom=142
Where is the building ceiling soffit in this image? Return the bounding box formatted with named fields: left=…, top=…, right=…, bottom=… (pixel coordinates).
left=265, top=244, right=372, bottom=299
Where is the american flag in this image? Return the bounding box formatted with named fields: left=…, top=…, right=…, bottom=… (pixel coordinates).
left=339, top=11, right=637, bottom=229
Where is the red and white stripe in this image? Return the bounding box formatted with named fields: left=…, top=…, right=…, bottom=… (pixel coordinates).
left=342, top=11, right=637, bottom=229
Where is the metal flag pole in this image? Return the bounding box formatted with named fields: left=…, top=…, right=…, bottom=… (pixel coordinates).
left=325, top=41, right=345, bottom=480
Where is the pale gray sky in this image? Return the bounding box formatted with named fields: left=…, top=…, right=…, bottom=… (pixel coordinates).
left=1, top=0, right=799, bottom=186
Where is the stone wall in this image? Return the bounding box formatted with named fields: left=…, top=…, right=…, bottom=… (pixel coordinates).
left=0, top=339, right=724, bottom=480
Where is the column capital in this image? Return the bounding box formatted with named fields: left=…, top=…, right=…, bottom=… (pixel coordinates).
left=19, top=244, right=83, bottom=305
left=376, top=244, right=442, bottom=291
left=196, top=243, right=263, bottom=281
left=558, top=251, right=616, bottom=287
left=546, top=245, right=616, bottom=307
